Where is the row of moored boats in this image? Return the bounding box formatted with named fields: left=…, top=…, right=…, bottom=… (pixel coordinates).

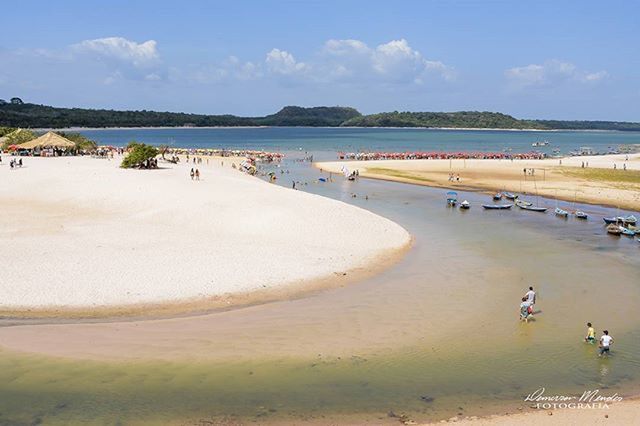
left=445, top=191, right=639, bottom=242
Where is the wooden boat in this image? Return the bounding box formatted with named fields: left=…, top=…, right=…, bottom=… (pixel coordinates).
left=460, top=200, right=470, bottom=209
left=627, top=224, right=640, bottom=234
left=606, top=224, right=622, bottom=235
left=571, top=191, right=587, bottom=219
left=482, top=204, right=513, bottom=210
left=493, top=193, right=503, bottom=200
left=555, top=207, right=569, bottom=217
left=603, top=217, right=624, bottom=225
left=515, top=200, right=533, bottom=207
left=621, top=227, right=636, bottom=236
left=504, top=192, right=518, bottom=200
left=520, top=204, right=547, bottom=212
left=446, top=191, right=458, bottom=207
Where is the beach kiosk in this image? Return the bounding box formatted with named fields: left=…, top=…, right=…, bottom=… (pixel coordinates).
left=17, top=131, right=76, bottom=156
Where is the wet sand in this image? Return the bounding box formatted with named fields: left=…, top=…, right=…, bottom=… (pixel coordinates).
left=443, top=398, right=639, bottom=425
left=316, top=153, right=640, bottom=211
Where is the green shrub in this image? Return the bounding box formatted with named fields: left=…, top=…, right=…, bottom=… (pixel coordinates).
left=121, top=142, right=159, bottom=168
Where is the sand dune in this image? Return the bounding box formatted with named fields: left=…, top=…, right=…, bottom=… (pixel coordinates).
left=0, top=156, right=410, bottom=313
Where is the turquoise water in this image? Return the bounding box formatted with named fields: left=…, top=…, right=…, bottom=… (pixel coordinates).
left=80, top=127, right=640, bottom=158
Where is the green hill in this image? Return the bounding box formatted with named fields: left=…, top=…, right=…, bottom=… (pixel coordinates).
left=341, top=111, right=546, bottom=129
left=257, top=106, right=361, bottom=126
left=0, top=103, right=360, bottom=128
left=1, top=102, right=639, bottom=130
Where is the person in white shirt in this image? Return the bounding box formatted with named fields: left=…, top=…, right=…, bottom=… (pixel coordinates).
left=524, top=286, right=536, bottom=305
left=523, top=286, right=536, bottom=317
left=599, top=330, right=614, bottom=356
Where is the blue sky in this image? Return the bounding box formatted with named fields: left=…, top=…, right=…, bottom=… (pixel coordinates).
left=1, top=0, right=638, bottom=120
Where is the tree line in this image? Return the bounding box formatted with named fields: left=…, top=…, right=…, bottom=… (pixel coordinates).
left=1, top=102, right=639, bottom=131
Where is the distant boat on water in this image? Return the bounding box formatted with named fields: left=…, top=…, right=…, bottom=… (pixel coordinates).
left=493, top=193, right=503, bottom=200
left=504, top=192, right=518, bottom=200
left=482, top=204, right=513, bottom=210
left=446, top=191, right=458, bottom=206
left=532, top=140, right=550, bottom=147
left=460, top=200, right=470, bottom=209
left=607, top=224, right=623, bottom=235
left=620, top=227, right=636, bottom=236
left=575, top=211, right=588, bottom=219
left=518, top=203, right=547, bottom=212
left=603, top=217, right=624, bottom=225
left=555, top=207, right=569, bottom=217
left=515, top=200, right=533, bottom=207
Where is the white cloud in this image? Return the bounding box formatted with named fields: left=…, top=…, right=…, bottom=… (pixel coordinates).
left=506, top=60, right=606, bottom=88
left=144, top=73, right=161, bottom=81
left=320, top=38, right=454, bottom=84
left=265, top=49, right=309, bottom=75
left=73, top=37, right=159, bottom=67
left=582, top=70, right=608, bottom=82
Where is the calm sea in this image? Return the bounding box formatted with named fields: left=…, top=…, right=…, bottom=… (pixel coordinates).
left=80, top=127, right=640, bottom=159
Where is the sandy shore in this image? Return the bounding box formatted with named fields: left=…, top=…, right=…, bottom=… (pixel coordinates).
left=436, top=398, right=640, bottom=425
left=0, top=155, right=409, bottom=315
left=317, top=153, right=640, bottom=211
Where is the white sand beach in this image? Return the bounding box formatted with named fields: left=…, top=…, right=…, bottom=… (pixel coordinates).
left=0, top=156, right=410, bottom=313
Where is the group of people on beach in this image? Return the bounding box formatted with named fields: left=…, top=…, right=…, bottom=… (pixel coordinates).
left=447, top=172, right=460, bottom=182
left=519, top=286, right=615, bottom=357
left=190, top=168, right=200, bottom=180
left=8, top=158, right=23, bottom=169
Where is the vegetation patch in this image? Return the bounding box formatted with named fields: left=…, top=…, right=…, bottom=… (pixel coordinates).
left=561, top=167, right=640, bottom=185
left=121, top=142, right=159, bottom=169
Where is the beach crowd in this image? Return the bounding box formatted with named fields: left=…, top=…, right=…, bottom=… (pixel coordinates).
left=338, top=151, right=546, bottom=161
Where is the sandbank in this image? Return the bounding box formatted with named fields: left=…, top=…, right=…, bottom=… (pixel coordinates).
left=0, top=155, right=410, bottom=316
left=317, top=153, right=640, bottom=211
left=434, top=397, right=639, bottom=425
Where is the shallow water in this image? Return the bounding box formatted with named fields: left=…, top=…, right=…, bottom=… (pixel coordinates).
left=2, top=132, right=640, bottom=424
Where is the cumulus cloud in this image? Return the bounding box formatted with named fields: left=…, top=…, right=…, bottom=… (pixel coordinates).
left=582, top=70, right=608, bottom=82
left=505, top=60, right=606, bottom=88
left=265, top=49, right=309, bottom=75
left=73, top=37, right=159, bottom=67
left=319, top=38, right=454, bottom=84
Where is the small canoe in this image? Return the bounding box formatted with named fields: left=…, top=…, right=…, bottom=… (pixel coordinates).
left=575, top=211, right=588, bottom=219
left=520, top=205, right=547, bottom=212
left=460, top=200, right=470, bottom=209
left=607, top=224, right=622, bottom=235
left=621, top=227, right=636, bottom=236
left=555, top=207, right=569, bottom=217
left=493, top=193, right=503, bottom=200
left=627, top=224, right=640, bottom=234
left=482, top=204, right=513, bottom=210
left=446, top=191, right=458, bottom=206
left=603, top=217, right=624, bottom=224
left=504, top=192, right=518, bottom=200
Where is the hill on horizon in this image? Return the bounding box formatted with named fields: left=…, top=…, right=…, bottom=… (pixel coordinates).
left=1, top=102, right=639, bottom=131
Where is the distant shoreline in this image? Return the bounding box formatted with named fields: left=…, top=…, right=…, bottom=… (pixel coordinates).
left=38, top=125, right=626, bottom=133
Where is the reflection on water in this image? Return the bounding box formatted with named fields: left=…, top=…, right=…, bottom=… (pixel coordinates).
left=1, top=154, right=639, bottom=424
